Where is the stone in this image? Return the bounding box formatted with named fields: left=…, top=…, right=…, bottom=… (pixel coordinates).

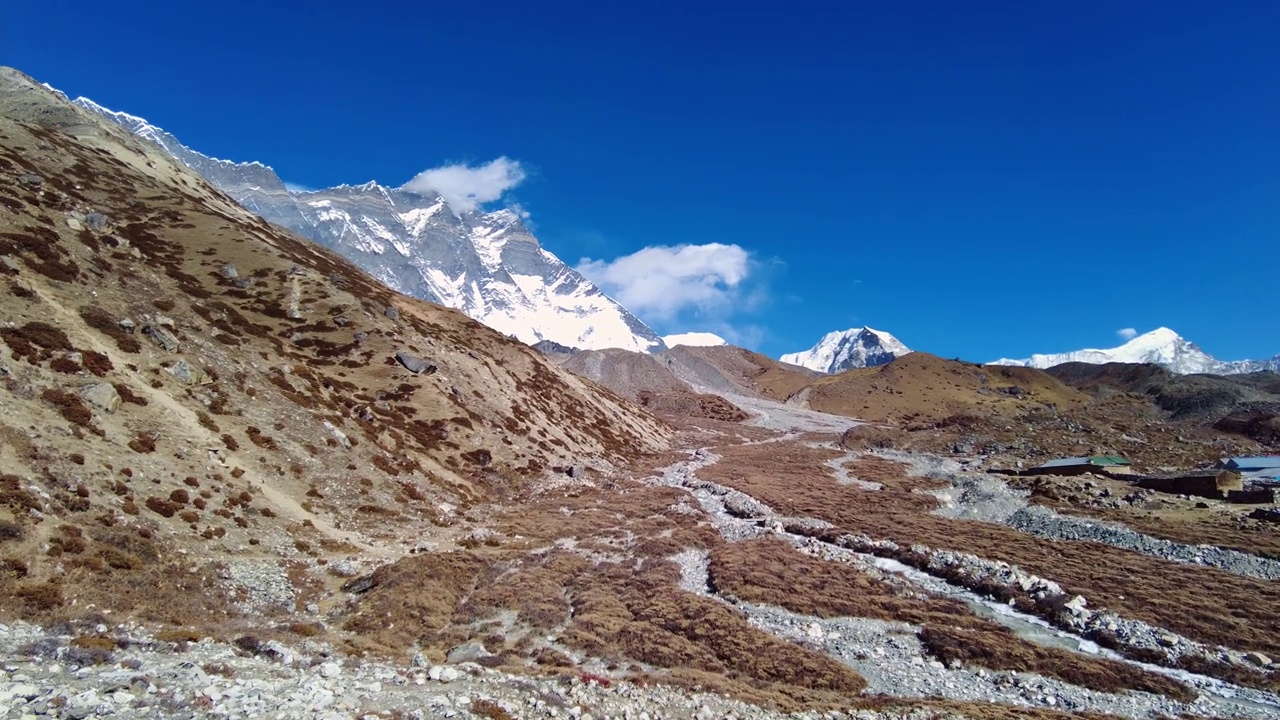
left=164, top=360, right=211, bottom=385
left=142, top=324, right=179, bottom=352
left=395, top=352, right=437, bottom=375
left=1157, top=634, right=1179, bottom=648
left=318, top=661, right=341, bottom=678
left=353, top=332, right=368, bottom=345
left=18, top=173, right=43, bottom=188
left=1245, top=651, right=1272, bottom=666
left=384, top=306, right=400, bottom=321
left=79, top=383, right=121, bottom=412
left=446, top=641, right=492, bottom=665
left=118, top=318, right=136, bottom=334
left=220, top=264, right=239, bottom=279
left=233, top=277, right=256, bottom=289
left=84, top=213, right=110, bottom=232
left=341, top=575, right=376, bottom=594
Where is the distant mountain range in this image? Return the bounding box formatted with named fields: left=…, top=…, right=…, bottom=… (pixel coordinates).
left=69, top=96, right=666, bottom=354
left=991, top=327, right=1280, bottom=375
left=780, top=327, right=911, bottom=373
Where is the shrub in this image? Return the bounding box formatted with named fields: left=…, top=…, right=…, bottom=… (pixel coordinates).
left=145, top=497, right=179, bottom=517
left=113, top=383, right=148, bottom=405
left=0, top=519, right=23, bottom=543
left=221, top=434, right=239, bottom=451
left=40, top=388, right=95, bottom=431
left=128, top=433, right=156, bottom=454
left=169, top=489, right=190, bottom=505
left=82, top=351, right=113, bottom=377
left=79, top=307, right=141, bottom=353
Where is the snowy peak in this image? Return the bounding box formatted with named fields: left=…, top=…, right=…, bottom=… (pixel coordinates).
left=75, top=94, right=665, bottom=354
left=991, top=328, right=1280, bottom=375
left=662, top=332, right=727, bottom=348
left=781, top=327, right=912, bottom=373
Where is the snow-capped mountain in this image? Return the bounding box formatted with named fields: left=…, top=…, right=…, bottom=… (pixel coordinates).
left=662, top=332, right=727, bottom=348
left=781, top=327, right=911, bottom=373
left=990, top=328, right=1280, bottom=375
left=72, top=97, right=665, bottom=354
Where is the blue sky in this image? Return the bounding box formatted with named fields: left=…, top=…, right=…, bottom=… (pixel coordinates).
left=8, top=2, right=1279, bottom=361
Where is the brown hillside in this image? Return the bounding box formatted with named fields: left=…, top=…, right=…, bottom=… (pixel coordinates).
left=555, top=348, right=748, bottom=422
left=665, top=345, right=819, bottom=400
left=797, top=353, right=1090, bottom=423
left=0, top=68, right=668, bottom=626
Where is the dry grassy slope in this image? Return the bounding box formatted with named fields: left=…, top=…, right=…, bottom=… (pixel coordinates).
left=554, top=349, right=689, bottom=399
left=552, top=349, right=750, bottom=423
left=0, top=68, right=669, bottom=622
left=796, top=353, right=1090, bottom=423
left=665, top=345, right=819, bottom=401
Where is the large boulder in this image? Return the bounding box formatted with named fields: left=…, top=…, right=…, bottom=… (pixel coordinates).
left=79, top=383, right=121, bottom=413
left=395, top=352, right=437, bottom=375
left=164, top=360, right=211, bottom=385
left=142, top=325, right=179, bottom=352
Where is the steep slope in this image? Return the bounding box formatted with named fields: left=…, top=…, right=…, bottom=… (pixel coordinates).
left=781, top=327, right=911, bottom=373
left=70, top=96, right=665, bottom=354
left=666, top=345, right=821, bottom=401
left=1046, top=362, right=1280, bottom=445
left=0, top=68, right=668, bottom=625
left=795, top=353, right=1090, bottom=423
left=991, top=328, right=1280, bottom=375
left=554, top=348, right=748, bottom=421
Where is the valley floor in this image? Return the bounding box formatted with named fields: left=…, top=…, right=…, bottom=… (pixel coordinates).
left=4, top=399, right=1280, bottom=719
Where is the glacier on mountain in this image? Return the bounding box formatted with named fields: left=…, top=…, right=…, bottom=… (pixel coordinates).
left=990, top=328, right=1280, bottom=375
left=781, top=327, right=911, bottom=373
left=72, top=97, right=665, bottom=354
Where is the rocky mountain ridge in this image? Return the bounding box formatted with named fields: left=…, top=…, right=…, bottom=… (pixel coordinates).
left=68, top=96, right=666, bottom=354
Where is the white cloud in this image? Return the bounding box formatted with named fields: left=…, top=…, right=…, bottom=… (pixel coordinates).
left=402, top=157, right=526, bottom=213
left=1117, top=327, right=1138, bottom=340
left=577, top=243, right=752, bottom=321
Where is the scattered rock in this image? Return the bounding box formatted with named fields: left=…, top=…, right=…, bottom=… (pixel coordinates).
left=142, top=324, right=179, bottom=352
left=18, top=172, right=43, bottom=188
left=1245, top=651, right=1272, bottom=666
left=445, top=641, right=492, bottom=665
left=384, top=306, right=400, bottom=321
left=395, top=352, right=437, bottom=375
left=220, top=264, right=239, bottom=279
left=84, top=212, right=110, bottom=232
left=341, top=575, right=376, bottom=594
left=164, top=360, right=211, bottom=385
left=79, top=383, right=121, bottom=413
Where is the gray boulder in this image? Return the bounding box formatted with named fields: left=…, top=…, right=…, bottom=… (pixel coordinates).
left=395, top=352, right=437, bottom=375
left=446, top=641, right=493, bottom=665
left=18, top=173, right=42, bottom=188
left=164, top=360, right=210, bottom=385
left=384, top=306, right=400, bottom=321
left=84, top=213, right=110, bottom=232
left=79, top=383, right=121, bottom=413
left=142, top=325, right=179, bottom=352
